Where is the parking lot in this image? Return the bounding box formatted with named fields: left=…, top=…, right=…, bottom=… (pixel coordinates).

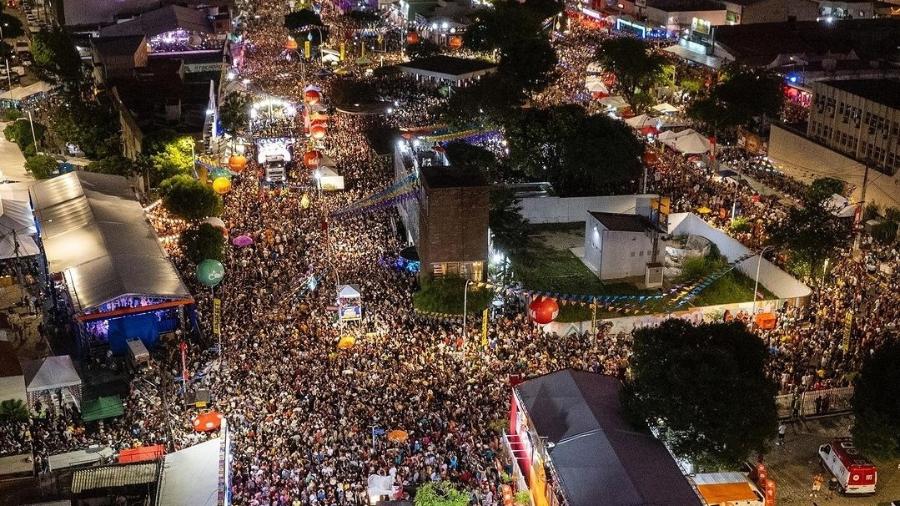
left=765, top=416, right=900, bottom=505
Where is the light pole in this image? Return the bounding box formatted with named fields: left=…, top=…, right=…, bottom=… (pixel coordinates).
left=462, top=279, right=472, bottom=342
left=751, top=245, right=774, bottom=319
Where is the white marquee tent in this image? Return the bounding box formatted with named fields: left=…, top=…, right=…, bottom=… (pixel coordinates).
left=660, top=129, right=711, bottom=154
left=0, top=184, right=39, bottom=260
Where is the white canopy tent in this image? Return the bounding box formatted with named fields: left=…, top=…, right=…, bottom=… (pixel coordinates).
left=661, top=129, right=711, bottom=154
left=625, top=114, right=656, bottom=129
left=23, top=355, right=82, bottom=410
left=598, top=95, right=628, bottom=110
left=825, top=194, right=857, bottom=218
left=652, top=102, right=679, bottom=114
left=367, top=474, right=398, bottom=503
left=585, top=76, right=609, bottom=94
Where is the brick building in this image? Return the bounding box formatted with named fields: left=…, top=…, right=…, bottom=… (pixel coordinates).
left=417, top=165, right=489, bottom=281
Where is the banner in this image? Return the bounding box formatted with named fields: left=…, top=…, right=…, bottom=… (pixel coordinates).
left=842, top=311, right=853, bottom=351
left=481, top=308, right=489, bottom=347
left=213, top=298, right=221, bottom=336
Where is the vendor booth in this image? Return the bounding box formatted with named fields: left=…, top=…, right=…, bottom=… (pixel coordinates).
left=23, top=355, right=82, bottom=411
left=337, top=285, right=362, bottom=322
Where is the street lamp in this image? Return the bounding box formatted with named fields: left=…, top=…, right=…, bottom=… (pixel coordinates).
left=751, top=245, right=774, bottom=319
left=462, top=278, right=472, bottom=342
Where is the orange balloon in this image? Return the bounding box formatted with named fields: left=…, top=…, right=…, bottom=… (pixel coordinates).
left=406, top=31, right=420, bottom=45
left=228, top=154, right=248, bottom=172
left=448, top=36, right=462, bottom=49
left=212, top=177, right=232, bottom=195
left=304, top=89, right=321, bottom=105
left=285, top=37, right=298, bottom=50
left=310, top=125, right=326, bottom=140
left=304, top=150, right=321, bottom=168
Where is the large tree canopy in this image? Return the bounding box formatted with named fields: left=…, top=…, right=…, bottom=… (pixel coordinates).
left=688, top=69, right=782, bottom=132
left=180, top=223, right=226, bottom=263
left=595, top=38, right=665, bottom=111
left=443, top=74, right=525, bottom=129
left=159, top=175, right=223, bottom=220
left=31, top=28, right=83, bottom=84
left=627, top=320, right=778, bottom=469
left=503, top=105, right=643, bottom=196
left=851, top=340, right=900, bottom=459
left=414, top=481, right=469, bottom=506
left=489, top=187, right=531, bottom=259
left=143, top=130, right=196, bottom=186
left=769, top=177, right=851, bottom=278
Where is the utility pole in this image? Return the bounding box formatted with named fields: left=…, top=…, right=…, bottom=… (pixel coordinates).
left=852, top=160, right=870, bottom=252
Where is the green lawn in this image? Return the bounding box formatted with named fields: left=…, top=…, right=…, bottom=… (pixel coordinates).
left=412, top=276, right=494, bottom=315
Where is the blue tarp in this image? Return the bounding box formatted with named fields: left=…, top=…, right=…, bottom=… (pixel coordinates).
left=108, top=313, right=159, bottom=355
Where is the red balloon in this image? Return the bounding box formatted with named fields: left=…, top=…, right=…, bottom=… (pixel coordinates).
left=529, top=297, right=559, bottom=325
left=406, top=31, right=420, bottom=45
left=448, top=36, right=462, bottom=49
left=305, top=89, right=321, bottom=105
left=310, top=125, right=326, bottom=139
left=304, top=150, right=321, bottom=168
left=285, top=37, right=298, bottom=50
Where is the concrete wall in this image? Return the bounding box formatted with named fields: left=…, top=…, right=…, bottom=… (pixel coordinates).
left=768, top=125, right=900, bottom=211
left=668, top=213, right=812, bottom=302
left=519, top=194, right=657, bottom=224
left=645, top=8, right=727, bottom=29
left=0, top=375, right=26, bottom=404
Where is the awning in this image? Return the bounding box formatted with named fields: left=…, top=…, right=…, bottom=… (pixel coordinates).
left=119, top=445, right=166, bottom=464
left=652, top=102, right=679, bottom=114
left=71, top=462, right=159, bottom=494
left=663, top=45, right=723, bottom=69
left=81, top=395, right=124, bottom=422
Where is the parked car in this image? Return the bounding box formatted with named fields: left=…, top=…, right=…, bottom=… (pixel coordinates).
left=818, top=439, right=877, bottom=494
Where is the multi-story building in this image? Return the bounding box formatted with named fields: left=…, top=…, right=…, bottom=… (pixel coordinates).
left=807, top=79, right=900, bottom=176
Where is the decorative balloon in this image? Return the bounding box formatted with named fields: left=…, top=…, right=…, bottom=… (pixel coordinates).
left=448, top=36, right=463, bottom=50
left=406, top=31, right=420, bottom=45
left=528, top=296, right=559, bottom=325
left=212, top=177, right=232, bottom=194
left=228, top=154, right=248, bottom=172
left=285, top=36, right=298, bottom=50
left=304, top=150, right=322, bottom=168
left=304, top=89, right=321, bottom=105
left=197, top=259, right=225, bottom=287
left=300, top=193, right=311, bottom=209
left=310, top=125, right=326, bottom=140
left=210, top=167, right=232, bottom=180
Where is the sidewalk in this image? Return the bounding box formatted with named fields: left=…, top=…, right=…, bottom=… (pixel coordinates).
left=0, top=120, right=31, bottom=184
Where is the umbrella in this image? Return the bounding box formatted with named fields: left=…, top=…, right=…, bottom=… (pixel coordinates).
left=585, top=76, right=608, bottom=94
left=232, top=235, right=254, bottom=247
left=387, top=430, right=408, bottom=443
left=192, top=411, right=223, bottom=432
left=337, top=335, right=356, bottom=350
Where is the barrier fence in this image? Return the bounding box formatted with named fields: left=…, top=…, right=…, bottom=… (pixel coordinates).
left=775, top=386, right=854, bottom=420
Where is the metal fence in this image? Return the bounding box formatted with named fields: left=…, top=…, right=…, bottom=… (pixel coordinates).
left=775, top=386, right=854, bottom=420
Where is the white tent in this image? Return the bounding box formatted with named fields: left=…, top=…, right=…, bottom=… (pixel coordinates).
left=317, top=166, right=345, bottom=191
left=599, top=95, right=628, bottom=110
left=585, top=76, right=609, bottom=94
left=652, top=102, right=679, bottom=114
left=367, top=474, right=397, bottom=502
left=625, top=114, right=656, bottom=129
left=337, top=284, right=361, bottom=299
left=825, top=194, right=856, bottom=218
left=657, top=129, right=681, bottom=142
left=673, top=131, right=711, bottom=155
left=24, top=355, right=81, bottom=393
left=0, top=184, right=40, bottom=259
left=0, top=233, right=39, bottom=260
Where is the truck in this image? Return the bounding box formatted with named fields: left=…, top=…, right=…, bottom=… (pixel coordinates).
left=263, top=155, right=287, bottom=184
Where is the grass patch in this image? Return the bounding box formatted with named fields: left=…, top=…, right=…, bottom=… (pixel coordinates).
left=692, top=270, right=774, bottom=307
left=412, top=276, right=494, bottom=315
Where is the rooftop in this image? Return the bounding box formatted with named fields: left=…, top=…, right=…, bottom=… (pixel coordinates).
left=71, top=462, right=159, bottom=494
left=398, top=55, right=496, bottom=77
left=516, top=370, right=701, bottom=506
left=0, top=342, right=22, bottom=378
left=91, top=35, right=147, bottom=59
left=99, top=5, right=212, bottom=38
left=419, top=165, right=487, bottom=189
left=646, top=0, right=724, bottom=11
left=589, top=211, right=654, bottom=232
left=820, top=79, right=900, bottom=109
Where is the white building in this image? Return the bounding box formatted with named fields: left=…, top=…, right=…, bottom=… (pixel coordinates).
left=583, top=211, right=658, bottom=281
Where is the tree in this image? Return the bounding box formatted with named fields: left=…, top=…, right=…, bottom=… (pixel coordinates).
left=406, top=38, right=440, bottom=59
left=4, top=119, right=45, bottom=151
left=688, top=69, right=782, bottom=133
left=31, top=28, right=82, bottom=84
left=330, top=78, right=379, bottom=107
left=463, top=4, right=544, bottom=52
left=218, top=93, right=251, bottom=136
left=498, top=37, right=557, bottom=92
left=86, top=155, right=133, bottom=176
left=503, top=105, right=643, bottom=196
left=627, top=320, right=778, bottom=468
left=159, top=175, right=222, bottom=220
left=444, top=141, right=500, bottom=181
left=143, top=130, right=195, bottom=186
left=443, top=73, right=525, bottom=129
left=490, top=187, right=531, bottom=259
left=0, top=399, right=28, bottom=421
left=49, top=97, right=120, bottom=158
left=851, top=340, right=900, bottom=459
left=414, top=481, right=470, bottom=506
left=25, top=154, right=58, bottom=180
left=180, top=223, right=226, bottom=263
left=806, top=177, right=844, bottom=204
left=769, top=179, right=851, bottom=278
left=595, top=38, right=665, bottom=111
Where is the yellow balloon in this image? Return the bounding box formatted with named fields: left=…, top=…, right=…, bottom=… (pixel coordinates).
left=300, top=193, right=310, bottom=209
left=212, top=177, right=231, bottom=195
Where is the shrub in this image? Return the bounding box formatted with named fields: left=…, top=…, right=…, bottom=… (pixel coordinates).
left=159, top=174, right=222, bottom=220
left=180, top=223, right=226, bottom=263
left=24, top=154, right=58, bottom=179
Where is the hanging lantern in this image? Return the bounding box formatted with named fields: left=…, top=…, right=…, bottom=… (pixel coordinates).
left=212, top=177, right=232, bottom=194
left=448, top=35, right=463, bottom=50
left=300, top=193, right=311, bottom=209
left=529, top=296, right=559, bottom=325
left=304, top=89, right=321, bottom=105
left=406, top=31, right=420, bottom=45
left=196, top=259, right=225, bottom=287
left=304, top=150, right=321, bottom=168
left=310, top=125, right=326, bottom=139
left=285, top=36, right=298, bottom=50
left=228, top=154, right=248, bottom=172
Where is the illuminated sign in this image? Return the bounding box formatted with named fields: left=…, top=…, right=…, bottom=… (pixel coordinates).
left=691, top=17, right=711, bottom=35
